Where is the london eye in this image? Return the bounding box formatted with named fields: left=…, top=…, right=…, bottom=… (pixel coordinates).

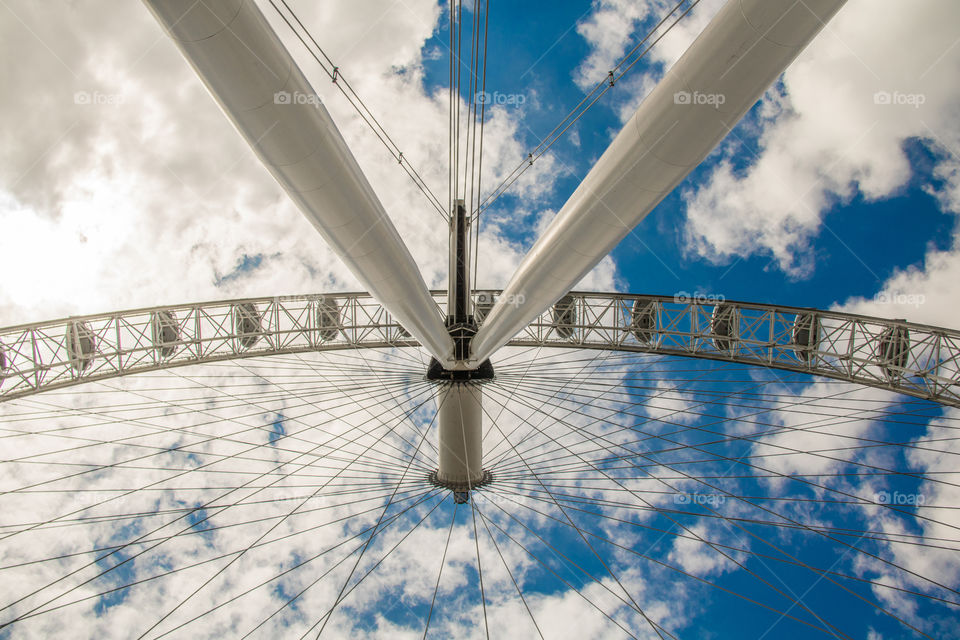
left=1, top=1, right=958, bottom=638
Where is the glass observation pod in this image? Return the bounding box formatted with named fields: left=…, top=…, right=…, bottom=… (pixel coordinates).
left=65, top=320, right=96, bottom=373
left=710, top=303, right=738, bottom=352
left=791, top=311, right=820, bottom=364
left=151, top=310, right=179, bottom=359
left=233, top=302, right=263, bottom=350
left=630, top=298, right=657, bottom=344
left=316, top=297, right=341, bottom=343
left=552, top=294, right=577, bottom=340
left=474, top=292, right=495, bottom=325
left=878, top=322, right=910, bottom=381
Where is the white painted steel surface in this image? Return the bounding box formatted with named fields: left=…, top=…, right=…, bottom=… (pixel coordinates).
left=470, top=0, right=847, bottom=365
left=436, top=384, right=485, bottom=485
left=143, top=0, right=454, bottom=363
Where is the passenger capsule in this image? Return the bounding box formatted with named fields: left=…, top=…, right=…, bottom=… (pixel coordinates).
left=0, top=345, right=8, bottom=386
left=878, top=323, right=910, bottom=380
left=65, top=320, right=96, bottom=373
left=316, top=297, right=341, bottom=342
left=552, top=295, right=577, bottom=340
left=630, top=299, right=656, bottom=344
left=791, top=312, right=820, bottom=364
left=710, top=303, right=737, bottom=352
left=152, top=310, right=179, bottom=359
left=233, top=303, right=262, bottom=349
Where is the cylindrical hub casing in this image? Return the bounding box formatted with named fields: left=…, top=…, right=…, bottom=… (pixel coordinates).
left=436, top=383, right=484, bottom=486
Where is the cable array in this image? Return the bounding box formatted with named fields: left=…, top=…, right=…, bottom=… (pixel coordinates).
left=0, top=346, right=957, bottom=638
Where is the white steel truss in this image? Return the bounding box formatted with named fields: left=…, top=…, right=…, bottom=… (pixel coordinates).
left=1, top=291, right=957, bottom=406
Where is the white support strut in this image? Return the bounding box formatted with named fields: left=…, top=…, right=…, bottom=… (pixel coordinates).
left=142, top=0, right=455, bottom=363
left=468, top=0, right=847, bottom=367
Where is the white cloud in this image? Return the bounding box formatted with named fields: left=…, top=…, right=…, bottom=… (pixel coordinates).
left=574, top=0, right=660, bottom=89
left=680, top=0, right=960, bottom=280
left=667, top=523, right=737, bottom=577
left=837, top=245, right=960, bottom=327
left=573, top=0, right=725, bottom=122
left=0, top=0, right=605, bottom=328
left=747, top=379, right=896, bottom=479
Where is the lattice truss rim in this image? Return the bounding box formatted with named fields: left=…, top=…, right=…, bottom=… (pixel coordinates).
left=0, top=291, right=957, bottom=406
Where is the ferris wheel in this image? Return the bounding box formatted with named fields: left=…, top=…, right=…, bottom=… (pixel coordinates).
left=1, top=0, right=958, bottom=638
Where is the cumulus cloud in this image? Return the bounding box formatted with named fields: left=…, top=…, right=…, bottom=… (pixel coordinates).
left=0, top=0, right=606, bottom=327
left=573, top=0, right=725, bottom=122
left=573, top=0, right=723, bottom=91
left=837, top=245, right=960, bottom=327
left=681, top=0, right=960, bottom=279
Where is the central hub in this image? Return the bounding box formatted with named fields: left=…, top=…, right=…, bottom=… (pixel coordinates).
left=426, top=356, right=495, bottom=381
left=429, top=198, right=493, bottom=503
left=428, top=469, right=494, bottom=504
left=446, top=317, right=477, bottom=361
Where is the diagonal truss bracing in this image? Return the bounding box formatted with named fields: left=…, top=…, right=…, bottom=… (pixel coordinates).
left=1, top=292, right=958, bottom=407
